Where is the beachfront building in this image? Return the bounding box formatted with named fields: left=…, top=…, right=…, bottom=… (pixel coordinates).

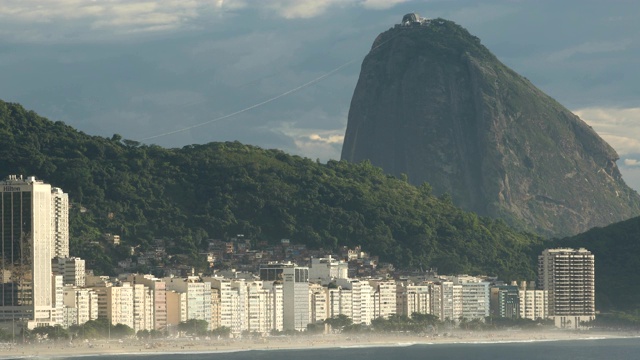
left=309, top=283, right=328, bottom=323
left=246, top=280, right=273, bottom=335
left=108, top=283, right=134, bottom=329
left=210, top=287, right=221, bottom=329
left=207, top=277, right=241, bottom=334
left=518, top=282, right=548, bottom=320
left=166, top=290, right=187, bottom=331
left=165, top=276, right=212, bottom=329
left=132, top=283, right=154, bottom=331
left=263, top=281, right=284, bottom=332
left=370, top=279, right=397, bottom=319
left=259, top=262, right=309, bottom=331
left=397, top=282, right=431, bottom=317
left=62, top=286, right=99, bottom=327
left=0, top=175, right=57, bottom=328
left=91, top=282, right=135, bottom=328
left=327, top=286, right=352, bottom=320
left=283, top=266, right=310, bottom=331
left=490, top=285, right=520, bottom=319
left=51, top=275, right=65, bottom=326
left=126, top=274, right=167, bottom=331
left=539, top=248, right=595, bottom=328
left=431, top=281, right=463, bottom=322
left=456, top=276, right=491, bottom=320
left=336, top=278, right=373, bottom=325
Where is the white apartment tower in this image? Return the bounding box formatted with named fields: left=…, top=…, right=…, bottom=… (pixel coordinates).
left=165, top=276, right=212, bottom=329
left=370, top=279, right=397, bottom=319
left=282, top=266, right=309, bottom=331
left=327, top=286, right=352, bottom=320
left=51, top=275, right=64, bottom=326
left=398, top=283, right=431, bottom=317
left=126, top=274, right=167, bottom=331
left=336, top=278, right=373, bottom=325
left=431, top=281, right=463, bottom=322
left=51, top=187, right=69, bottom=258
left=0, top=175, right=55, bottom=328
left=455, top=276, right=491, bottom=320
left=133, top=283, right=154, bottom=331
left=207, top=277, right=242, bottom=334
left=62, top=286, right=99, bottom=327
left=246, top=280, right=272, bottom=334
left=263, top=281, right=284, bottom=332
left=519, top=288, right=548, bottom=320
left=538, top=248, right=595, bottom=328
left=309, top=283, right=328, bottom=323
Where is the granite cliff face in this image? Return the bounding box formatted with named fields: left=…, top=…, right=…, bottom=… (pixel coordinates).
left=341, top=17, right=640, bottom=236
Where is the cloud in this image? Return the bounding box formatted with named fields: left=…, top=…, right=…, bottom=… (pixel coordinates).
left=624, top=159, right=640, bottom=167
left=294, top=131, right=345, bottom=161
left=574, top=107, right=640, bottom=156
left=361, top=0, right=411, bottom=10
left=0, top=0, right=414, bottom=42
left=309, top=133, right=344, bottom=144
left=264, top=0, right=344, bottom=19
left=275, top=117, right=346, bottom=161
left=547, top=39, right=632, bottom=62
left=0, top=0, right=215, bottom=41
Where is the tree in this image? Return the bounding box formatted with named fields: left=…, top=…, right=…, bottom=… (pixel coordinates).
left=178, top=319, right=208, bottom=336
left=111, top=323, right=135, bottom=339
left=324, top=314, right=353, bottom=331
left=31, top=325, right=69, bottom=340
left=307, top=322, right=324, bottom=334
left=211, top=326, right=231, bottom=337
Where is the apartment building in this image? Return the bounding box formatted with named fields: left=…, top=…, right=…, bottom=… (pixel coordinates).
left=539, top=248, right=595, bottom=328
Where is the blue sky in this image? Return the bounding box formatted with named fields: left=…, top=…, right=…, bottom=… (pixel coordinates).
left=1, top=0, right=640, bottom=190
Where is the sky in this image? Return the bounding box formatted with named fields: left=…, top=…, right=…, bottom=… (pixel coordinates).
left=1, top=0, right=640, bottom=190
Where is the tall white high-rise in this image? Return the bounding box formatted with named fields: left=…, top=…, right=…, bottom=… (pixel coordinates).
left=0, top=175, right=55, bottom=328
left=455, top=276, right=490, bottom=320
left=538, top=248, right=595, bottom=328
left=282, top=266, right=309, bottom=331
left=335, top=278, right=373, bottom=325
left=370, top=279, right=396, bottom=319
left=164, top=276, right=212, bottom=329
left=51, top=187, right=69, bottom=258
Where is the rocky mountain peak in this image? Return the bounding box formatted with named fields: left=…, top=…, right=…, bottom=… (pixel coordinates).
left=341, top=17, right=640, bottom=237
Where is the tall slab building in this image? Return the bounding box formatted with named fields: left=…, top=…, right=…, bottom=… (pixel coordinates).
left=0, top=175, right=54, bottom=328
left=538, top=248, right=595, bottom=328
left=51, top=187, right=69, bottom=258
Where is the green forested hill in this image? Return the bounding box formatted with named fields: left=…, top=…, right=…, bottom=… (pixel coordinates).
left=555, top=217, right=640, bottom=311
left=0, top=99, right=542, bottom=281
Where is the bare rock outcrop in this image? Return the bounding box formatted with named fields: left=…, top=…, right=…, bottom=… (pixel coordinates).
left=341, top=17, right=640, bottom=236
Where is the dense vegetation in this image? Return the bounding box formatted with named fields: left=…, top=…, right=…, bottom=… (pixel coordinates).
left=555, top=217, right=640, bottom=311
left=0, top=99, right=542, bottom=281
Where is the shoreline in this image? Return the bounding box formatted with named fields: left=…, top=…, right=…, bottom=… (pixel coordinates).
left=0, top=330, right=636, bottom=358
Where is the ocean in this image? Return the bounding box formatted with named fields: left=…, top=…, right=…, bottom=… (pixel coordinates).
left=42, top=337, right=640, bottom=360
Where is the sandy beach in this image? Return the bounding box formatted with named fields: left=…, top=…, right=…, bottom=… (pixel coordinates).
left=0, top=330, right=634, bottom=358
